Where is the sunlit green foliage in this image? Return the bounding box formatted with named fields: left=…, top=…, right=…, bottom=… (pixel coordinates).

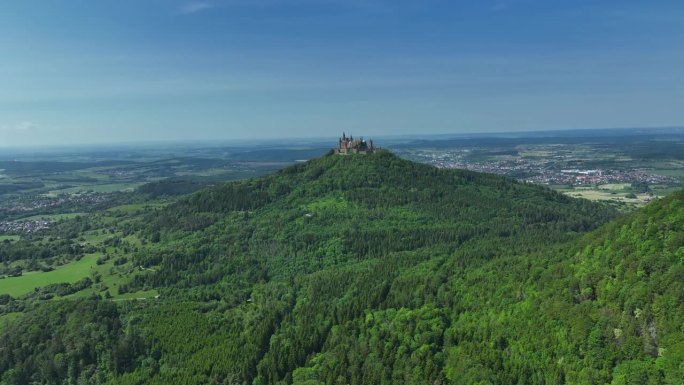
left=1, top=152, right=682, bottom=385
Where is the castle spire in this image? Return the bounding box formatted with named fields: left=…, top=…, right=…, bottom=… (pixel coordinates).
left=336, top=133, right=377, bottom=155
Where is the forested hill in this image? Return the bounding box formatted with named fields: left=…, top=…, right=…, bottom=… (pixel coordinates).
left=152, top=149, right=614, bottom=234
left=132, top=150, right=616, bottom=295
left=121, top=150, right=616, bottom=384
left=3, top=151, right=681, bottom=385
left=533, top=189, right=684, bottom=384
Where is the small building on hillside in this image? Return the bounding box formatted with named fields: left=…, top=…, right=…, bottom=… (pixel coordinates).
left=336, top=133, right=377, bottom=154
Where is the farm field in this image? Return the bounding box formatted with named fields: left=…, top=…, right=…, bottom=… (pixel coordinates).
left=106, top=202, right=168, bottom=213
left=0, top=250, right=157, bottom=300
left=13, top=212, right=86, bottom=222
left=0, top=253, right=101, bottom=297
left=49, top=182, right=142, bottom=195
left=562, top=189, right=652, bottom=204
left=653, top=168, right=684, bottom=178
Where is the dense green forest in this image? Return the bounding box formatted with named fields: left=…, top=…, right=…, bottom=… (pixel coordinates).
left=1, top=151, right=682, bottom=384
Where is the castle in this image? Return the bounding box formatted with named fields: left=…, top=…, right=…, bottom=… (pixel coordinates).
left=336, top=133, right=377, bottom=154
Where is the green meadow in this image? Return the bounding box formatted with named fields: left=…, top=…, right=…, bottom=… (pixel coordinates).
left=14, top=213, right=86, bottom=222
left=50, top=182, right=142, bottom=195
left=0, top=253, right=100, bottom=297
left=106, top=202, right=168, bottom=213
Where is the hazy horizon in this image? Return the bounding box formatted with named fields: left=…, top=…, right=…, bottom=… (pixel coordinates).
left=2, top=1, right=683, bottom=147
left=1, top=126, right=682, bottom=153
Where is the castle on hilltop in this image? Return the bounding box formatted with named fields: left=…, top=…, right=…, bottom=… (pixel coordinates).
left=336, top=133, right=377, bottom=155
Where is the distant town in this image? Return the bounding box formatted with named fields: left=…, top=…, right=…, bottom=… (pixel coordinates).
left=393, top=139, right=683, bottom=209
left=5, top=193, right=110, bottom=215
left=0, top=219, right=53, bottom=235
left=406, top=150, right=676, bottom=187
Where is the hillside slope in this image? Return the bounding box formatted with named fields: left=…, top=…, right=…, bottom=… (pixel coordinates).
left=4, top=151, right=680, bottom=385
left=121, top=151, right=616, bottom=384
left=135, top=150, right=614, bottom=290
left=531, top=190, right=684, bottom=384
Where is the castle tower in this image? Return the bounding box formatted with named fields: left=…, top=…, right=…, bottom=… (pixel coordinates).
left=336, top=132, right=377, bottom=155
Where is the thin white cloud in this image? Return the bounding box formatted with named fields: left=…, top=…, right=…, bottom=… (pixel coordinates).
left=0, top=121, right=39, bottom=132
left=178, top=0, right=382, bottom=12
left=178, top=2, right=215, bottom=14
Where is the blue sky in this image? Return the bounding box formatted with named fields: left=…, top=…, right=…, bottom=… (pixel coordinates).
left=1, top=0, right=683, bottom=147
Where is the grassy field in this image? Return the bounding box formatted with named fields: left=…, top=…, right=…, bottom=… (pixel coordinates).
left=0, top=253, right=101, bottom=297
left=112, top=290, right=159, bottom=300
left=14, top=213, right=86, bottom=222
left=107, top=202, right=168, bottom=213
left=82, top=231, right=116, bottom=245
left=518, top=150, right=553, bottom=157
left=562, top=189, right=652, bottom=205
left=61, top=254, right=158, bottom=300
left=50, top=182, right=142, bottom=195
left=0, top=235, right=20, bottom=242
left=0, top=250, right=155, bottom=299
left=597, top=183, right=630, bottom=190
left=652, top=169, right=684, bottom=178
left=651, top=185, right=683, bottom=196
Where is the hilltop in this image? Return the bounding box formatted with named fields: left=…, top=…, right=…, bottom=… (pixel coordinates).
left=133, top=151, right=615, bottom=292
left=1, top=151, right=681, bottom=384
